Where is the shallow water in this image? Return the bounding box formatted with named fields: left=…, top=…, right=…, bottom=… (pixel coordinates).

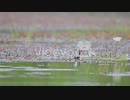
left=0, top=62, right=130, bottom=86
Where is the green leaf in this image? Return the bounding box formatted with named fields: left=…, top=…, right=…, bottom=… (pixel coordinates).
left=109, top=53, right=112, bottom=58
left=125, top=53, right=128, bottom=58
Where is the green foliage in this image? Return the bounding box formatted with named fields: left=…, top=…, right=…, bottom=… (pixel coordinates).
left=102, top=25, right=130, bottom=35
left=9, top=28, right=19, bottom=37
left=25, top=30, right=34, bottom=44
left=109, top=53, right=112, bottom=58
left=52, top=31, right=56, bottom=36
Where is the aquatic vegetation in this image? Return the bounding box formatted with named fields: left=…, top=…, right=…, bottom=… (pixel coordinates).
left=113, top=36, right=123, bottom=57
left=25, top=31, right=33, bottom=43
left=9, top=28, right=19, bottom=38
left=0, top=34, right=129, bottom=65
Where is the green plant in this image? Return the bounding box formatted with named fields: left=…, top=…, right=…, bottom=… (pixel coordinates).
left=9, top=28, right=19, bottom=38
left=25, top=30, right=34, bottom=44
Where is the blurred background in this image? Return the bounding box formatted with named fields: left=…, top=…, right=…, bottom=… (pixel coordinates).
left=0, top=12, right=130, bottom=32
left=0, top=12, right=130, bottom=41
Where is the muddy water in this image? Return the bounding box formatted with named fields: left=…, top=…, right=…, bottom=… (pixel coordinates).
left=0, top=62, right=130, bottom=86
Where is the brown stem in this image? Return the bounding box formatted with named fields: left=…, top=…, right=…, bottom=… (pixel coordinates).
left=79, top=50, right=81, bottom=56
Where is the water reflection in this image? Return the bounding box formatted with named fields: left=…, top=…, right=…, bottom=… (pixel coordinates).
left=0, top=62, right=130, bottom=86
left=0, top=75, right=13, bottom=78
left=37, top=62, right=49, bottom=68
left=113, top=76, right=122, bottom=83
left=0, top=69, right=14, bottom=72
left=73, top=61, right=80, bottom=67
left=27, top=72, right=51, bottom=75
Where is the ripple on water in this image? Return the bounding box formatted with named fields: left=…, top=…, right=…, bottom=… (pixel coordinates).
left=0, top=68, right=14, bottom=72
left=26, top=72, right=51, bottom=75
left=64, top=82, right=100, bottom=86
left=12, top=66, right=35, bottom=69
left=23, top=68, right=78, bottom=72
left=0, top=65, right=12, bottom=68
left=101, top=72, right=130, bottom=76
left=0, top=67, right=77, bottom=73
left=0, top=75, right=13, bottom=78
left=37, top=64, right=51, bottom=67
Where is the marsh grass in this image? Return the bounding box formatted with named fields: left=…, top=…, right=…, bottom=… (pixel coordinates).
left=3, top=26, right=130, bottom=41
left=9, top=28, right=19, bottom=38
left=25, top=29, right=39, bottom=44
left=25, top=31, right=33, bottom=43
left=52, top=32, right=56, bottom=38
left=102, top=25, right=130, bottom=35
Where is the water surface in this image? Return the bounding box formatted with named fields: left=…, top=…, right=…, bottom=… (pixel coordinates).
left=0, top=62, right=130, bottom=86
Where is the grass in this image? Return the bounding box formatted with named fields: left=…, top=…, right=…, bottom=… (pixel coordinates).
left=25, top=31, right=33, bottom=43
left=25, top=29, right=39, bottom=43
left=1, top=24, right=130, bottom=40
left=9, top=28, right=19, bottom=38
